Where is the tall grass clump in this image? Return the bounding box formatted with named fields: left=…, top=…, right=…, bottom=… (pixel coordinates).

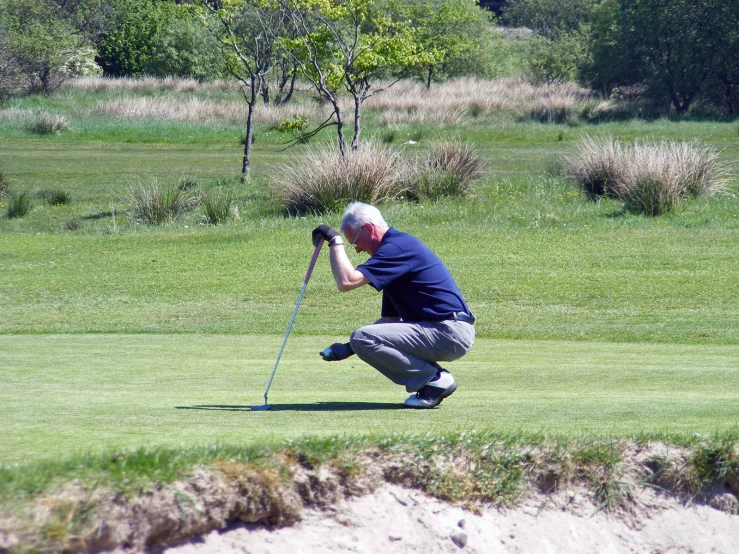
left=123, top=179, right=201, bottom=224
left=0, top=170, right=7, bottom=199
left=406, top=139, right=485, bottom=201
left=37, top=188, right=72, bottom=206
left=565, top=136, right=728, bottom=215
left=563, top=135, right=626, bottom=198
left=272, top=143, right=408, bottom=214
left=6, top=192, right=32, bottom=219
left=201, top=188, right=237, bottom=225
left=27, top=112, right=69, bottom=135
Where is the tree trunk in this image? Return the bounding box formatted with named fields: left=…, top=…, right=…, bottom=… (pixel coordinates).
left=350, top=94, right=360, bottom=151
left=426, top=67, right=432, bottom=90
left=334, top=103, right=345, bottom=157
left=242, top=77, right=257, bottom=180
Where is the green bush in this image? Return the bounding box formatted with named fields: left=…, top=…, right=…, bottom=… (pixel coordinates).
left=6, top=191, right=32, bottom=219
left=144, top=17, right=224, bottom=80
left=524, top=31, right=590, bottom=85
left=96, top=0, right=182, bottom=77
left=502, top=0, right=596, bottom=39
left=123, top=179, right=201, bottom=224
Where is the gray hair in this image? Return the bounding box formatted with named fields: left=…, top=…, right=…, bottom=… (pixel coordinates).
left=341, top=202, right=388, bottom=234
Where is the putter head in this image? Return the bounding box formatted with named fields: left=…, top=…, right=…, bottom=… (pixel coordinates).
left=251, top=404, right=271, bottom=411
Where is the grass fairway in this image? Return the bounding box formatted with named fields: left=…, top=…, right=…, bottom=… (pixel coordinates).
left=2, top=334, right=738, bottom=464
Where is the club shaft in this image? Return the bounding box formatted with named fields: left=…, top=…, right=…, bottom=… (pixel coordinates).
left=262, top=239, right=324, bottom=403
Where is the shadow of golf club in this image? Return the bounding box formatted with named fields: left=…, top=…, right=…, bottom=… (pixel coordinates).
left=176, top=402, right=403, bottom=412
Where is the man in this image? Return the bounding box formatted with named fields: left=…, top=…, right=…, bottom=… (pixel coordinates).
left=312, top=202, right=475, bottom=409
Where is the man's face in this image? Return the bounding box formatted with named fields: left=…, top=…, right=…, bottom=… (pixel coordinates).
left=345, top=223, right=376, bottom=255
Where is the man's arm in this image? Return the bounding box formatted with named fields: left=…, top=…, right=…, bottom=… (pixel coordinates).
left=329, top=244, right=369, bottom=292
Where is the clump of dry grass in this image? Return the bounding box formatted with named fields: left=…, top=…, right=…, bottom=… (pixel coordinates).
left=273, top=140, right=486, bottom=213
left=27, top=112, right=69, bottom=135
left=406, top=140, right=485, bottom=201
left=272, top=143, right=410, bottom=214
left=565, top=136, right=728, bottom=215
left=66, top=76, right=237, bottom=94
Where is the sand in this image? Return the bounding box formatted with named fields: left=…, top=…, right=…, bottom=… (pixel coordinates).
left=162, top=484, right=739, bottom=554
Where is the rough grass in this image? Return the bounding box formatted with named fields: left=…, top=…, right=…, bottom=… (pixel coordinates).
left=123, top=178, right=202, bottom=224
left=272, top=142, right=409, bottom=214
left=5, top=191, right=32, bottom=219
left=564, top=136, right=729, bottom=215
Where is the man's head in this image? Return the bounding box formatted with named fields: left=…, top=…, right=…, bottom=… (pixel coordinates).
left=341, top=202, right=389, bottom=256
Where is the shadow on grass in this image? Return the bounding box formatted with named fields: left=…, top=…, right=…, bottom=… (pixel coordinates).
left=177, top=402, right=403, bottom=412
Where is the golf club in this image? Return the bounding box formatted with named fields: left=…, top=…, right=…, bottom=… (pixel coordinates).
left=252, top=237, right=325, bottom=411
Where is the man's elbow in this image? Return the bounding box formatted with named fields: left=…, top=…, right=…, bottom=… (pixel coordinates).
left=336, top=281, right=355, bottom=292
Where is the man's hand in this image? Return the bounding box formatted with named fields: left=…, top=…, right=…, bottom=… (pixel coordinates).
left=312, top=224, right=339, bottom=247
left=320, top=342, right=355, bottom=361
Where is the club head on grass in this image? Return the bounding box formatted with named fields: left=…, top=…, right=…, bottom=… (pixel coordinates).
left=251, top=404, right=271, bottom=411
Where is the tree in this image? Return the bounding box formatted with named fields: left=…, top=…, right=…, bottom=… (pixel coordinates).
left=0, top=0, right=79, bottom=94
left=525, top=29, right=589, bottom=85
left=383, top=0, right=503, bottom=89
left=96, top=0, right=181, bottom=76
left=199, top=0, right=290, bottom=179
left=281, top=0, right=432, bottom=155
left=586, top=0, right=729, bottom=114
left=502, top=0, right=596, bottom=40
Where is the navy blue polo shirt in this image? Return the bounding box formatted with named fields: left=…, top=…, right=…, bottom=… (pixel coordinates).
left=356, top=227, right=471, bottom=322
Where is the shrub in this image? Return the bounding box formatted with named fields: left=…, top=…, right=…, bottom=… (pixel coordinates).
left=406, top=140, right=485, bottom=201
left=6, top=191, right=32, bottom=219
left=201, top=188, right=236, bottom=225
left=565, top=136, right=728, bottom=215
left=27, top=113, right=68, bottom=135
left=123, top=179, right=201, bottom=224
left=272, top=143, right=409, bottom=214
left=37, top=188, right=71, bottom=205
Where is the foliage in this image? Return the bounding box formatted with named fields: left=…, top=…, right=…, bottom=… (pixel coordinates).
left=144, top=16, right=225, bottom=80
left=123, top=179, right=202, bottom=224
left=281, top=0, right=435, bottom=154
left=382, top=0, right=504, bottom=87
left=6, top=191, right=32, bottom=219
left=0, top=0, right=79, bottom=95
left=501, top=0, right=596, bottom=39
left=96, top=0, right=183, bottom=77
left=273, top=114, right=309, bottom=135
left=584, top=0, right=739, bottom=114
left=524, top=30, right=589, bottom=85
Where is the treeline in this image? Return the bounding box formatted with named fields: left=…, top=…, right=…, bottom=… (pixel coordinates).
left=502, top=0, right=739, bottom=116
left=1, top=0, right=739, bottom=117
left=0, top=0, right=501, bottom=100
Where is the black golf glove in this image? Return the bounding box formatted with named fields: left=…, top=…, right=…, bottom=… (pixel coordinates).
left=320, top=342, right=355, bottom=361
left=312, top=224, right=339, bottom=247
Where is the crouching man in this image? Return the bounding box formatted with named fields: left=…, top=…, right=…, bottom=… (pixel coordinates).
left=312, top=202, right=475, bottom=409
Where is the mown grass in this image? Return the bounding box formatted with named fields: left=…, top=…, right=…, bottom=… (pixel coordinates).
left=2, top=334, right=739, bottom=466
left=1, top=79, right=738, bottom=530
